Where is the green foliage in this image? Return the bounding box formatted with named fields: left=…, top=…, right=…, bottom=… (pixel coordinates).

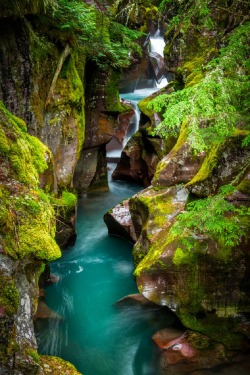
left=49, top=0, right=143, bottom=69
left=171, top=185, right=250, bottom=264
left=0, top=0, right=58, bottom=16
left=148, top=22, right=250, bottom=153
left=113, top=0, right=158, bottom=28
left=51, top=190, right=77, bottom=208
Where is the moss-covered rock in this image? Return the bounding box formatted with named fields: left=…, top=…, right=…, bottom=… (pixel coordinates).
left=186, top=134, right=250, bottom=197
left=0, top=102, right=65, bottom=373
left=40, top=355, right=81, bottom=374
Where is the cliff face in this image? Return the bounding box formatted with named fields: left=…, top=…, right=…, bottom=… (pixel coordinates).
left=105, top=0, right=250, bottom=360
left=0, top=101, right=82, bottom=373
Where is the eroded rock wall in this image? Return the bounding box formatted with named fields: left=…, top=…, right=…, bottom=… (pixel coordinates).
left=104, top=0, right=250, bottom=358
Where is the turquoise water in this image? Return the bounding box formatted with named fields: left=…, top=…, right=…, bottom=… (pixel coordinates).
left=36, top=172, right=178, bottom=375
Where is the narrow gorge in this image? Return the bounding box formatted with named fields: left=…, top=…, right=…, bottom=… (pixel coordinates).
left=0, top=0, right=249, bottom=374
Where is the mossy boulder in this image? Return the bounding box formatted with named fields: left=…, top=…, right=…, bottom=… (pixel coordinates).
left=104, top=199, right=137, bottom=243
left=186, top=133, right=250, bottom=197
left=132, top=189, right=250, bottom=349
left=130, top=185, right=189, bottom=267
left=40, top=355, right=81, bottom=374
left=152, top=120, right=206, bottom=188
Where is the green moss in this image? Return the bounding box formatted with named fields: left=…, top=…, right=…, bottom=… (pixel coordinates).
left=104, top=69, right=129, bottom=113
left=40, top=355, right=81, bottom=374
left=0, top=102, right=62, bottom=262
left=28, top=135, right=49, bottom=174
left=0, top=127, right=10, bottom=154
left=153, top=119, right=189, bottom=184
left=0, top=274, right=19, bottom=315
left=173, top=247, right=194, bottom=266
left=138, top=96, right=155, bottom=117
left=18, top=226, right=60, bottom=260
left=58, top=54, right=84, bottom=104
left=237, top=175, right=250, bottom=194
left=186, top=144, right=220, bottom=186
left=132, top=243, right=147, bottom=267
left=185, top=70, right=204, bottom=87
left=179, top=311, right=244, bottom=349
left=133, top=188, right=183, bottom=276
left=0, top=101, right=27, bottom=132
left=0, top=101, right=50, bottom=185
left=26, top=349, right=40, bottom=364
left=61, top=191, right=77, bottom=207
left=182, top=56, right=205, bottom=76
left=186, top=331, right=212, bottom=350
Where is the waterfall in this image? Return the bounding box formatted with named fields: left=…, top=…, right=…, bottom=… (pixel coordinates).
left=149, top=29, right=165, bottom=57
left=106, top=29, right=169, bottom=161
left=149, top=30, right=168, bottom=89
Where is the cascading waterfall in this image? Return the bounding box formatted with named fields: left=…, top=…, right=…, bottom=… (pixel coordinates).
left=149, top=30, right=168, bottom=89
left=149, top=29, right=165, bottom=57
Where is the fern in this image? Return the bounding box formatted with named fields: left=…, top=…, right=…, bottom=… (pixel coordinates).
left=170, top=185, right=250, bottom=256
left=148, top=22, right=250, bottom=153
left=50, top=0, right=143, bottom=69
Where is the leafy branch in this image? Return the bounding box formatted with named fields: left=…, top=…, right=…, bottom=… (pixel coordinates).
left=148, top=22, right=250, bottom=152
left=170, top=185, right=250, bottom=261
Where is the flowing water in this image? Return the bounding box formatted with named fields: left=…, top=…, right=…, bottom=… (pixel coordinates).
left=36, top=165, right=179, bottom=375
left=35, top=33, right=177, bottom=374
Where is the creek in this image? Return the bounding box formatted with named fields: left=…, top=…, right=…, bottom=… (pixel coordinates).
left=36, top=33, right=178, bottom=375
left=36, top=161, right=180, bottom=375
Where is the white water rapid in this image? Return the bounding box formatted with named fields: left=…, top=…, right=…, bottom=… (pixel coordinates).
left=149, top=29, right=165, bottom=57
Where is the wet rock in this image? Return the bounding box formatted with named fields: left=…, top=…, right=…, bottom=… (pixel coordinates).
left=149, top=51, right=168, bottom=83
left=152, top=122, right=206, bottom=188
left=116, top=293, right=157, bottom=308
left=34, top=298, right=62, bottom=320
left=116, top=107, right=135, bottom=144
left=130, top=185, right=189, bottom=265
left=104, top=199, right=137, bottom=243
left=187, top=136, right=250, bottom=197
left=112, top=132, right=159, bottom=187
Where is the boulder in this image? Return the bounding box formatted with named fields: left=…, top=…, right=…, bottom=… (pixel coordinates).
left=104, top=199, right=137, bottom=243
left=149, top=51, right=168, bottom=83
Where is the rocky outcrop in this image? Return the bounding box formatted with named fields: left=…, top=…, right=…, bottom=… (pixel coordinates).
left=111, top=126, right=250, bottom=353
left=112, top=125, right=176, bottom=186
left=0, top=102, right=80, bottom=374
left=149, top=51, right=168, bottom=84
left=104, top=199, right=137, bottom=243
left=73, top=65, right=131, bottom=193
left=40, top=356, right=81, bottom=375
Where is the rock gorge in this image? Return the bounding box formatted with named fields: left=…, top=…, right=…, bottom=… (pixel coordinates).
left=0, top=0, right=249, bottom=374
